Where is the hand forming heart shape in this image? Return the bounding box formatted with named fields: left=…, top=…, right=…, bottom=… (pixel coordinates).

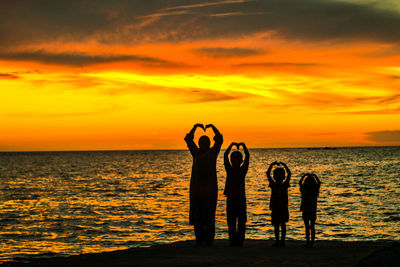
left=231, top=142, right=243, bottom=149
left=195, top=123, right=205, bottom=131
left=195, top=123, right=214, bottom=132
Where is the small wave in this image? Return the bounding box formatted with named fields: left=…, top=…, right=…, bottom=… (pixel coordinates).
left=336, top=192, right=354, bottom=197
left=134, top=219, right=146, bottom=226
left=383, top=212, right=398, bottom=216
left=115, top=188, right=130, bottom=192
left=0, top=218, right=20, bottom=224
left=136, top=209, right=154, bottom=215
left=383, top=216, right=400, bottom=222
left=333, top=233, right=352, bottom=238
left=163, top=230, right=177, bottom=235
left=84, top=229, right=106, bottom=235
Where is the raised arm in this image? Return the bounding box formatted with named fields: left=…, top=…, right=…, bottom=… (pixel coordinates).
left=299, top=173, right=307, bottom=186
left=266, top=161, right=278, bottom=183
left=184, top=124, right=203, bottom=155
left=299, top=173, right=307, bottom=192
left=224, top=142, right=235, bottom=169
left=187, top=123, right=203, bottom=137
left=206, top=124, right=223, bottom=152
left=239, top=143, right=249, bottom=158
left=280, top=162, right=291, bottom=185
left=311, top=173, right=321, bottom=196
left=206, top=124, right=220, bottom=136
left=239, top=142, right=250, bottom=169
left=312, top=173, right=321, bottom=185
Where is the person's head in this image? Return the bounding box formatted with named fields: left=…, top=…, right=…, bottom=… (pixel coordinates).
left=198, top=135, right=210, bottom=150
left=303, top=174, right=319, bottom=195
left=304, top=174, right=317, bottom=186
left=230, top=151, right=243, bottom=167
left=273, top=167, right=286, bottom=183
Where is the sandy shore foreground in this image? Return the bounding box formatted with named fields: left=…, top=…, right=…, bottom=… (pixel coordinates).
left=5, top=239, right=399, bottom=267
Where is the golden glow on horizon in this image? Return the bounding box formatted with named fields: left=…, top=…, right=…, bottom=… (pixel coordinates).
left=1, top=36, right=400, bottom=151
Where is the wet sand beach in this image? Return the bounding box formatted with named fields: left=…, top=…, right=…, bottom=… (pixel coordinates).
left=5, top=239, right=399, bottom=267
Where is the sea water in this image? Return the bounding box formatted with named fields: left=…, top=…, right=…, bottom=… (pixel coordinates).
left=1, top=147, right=399, bottom=262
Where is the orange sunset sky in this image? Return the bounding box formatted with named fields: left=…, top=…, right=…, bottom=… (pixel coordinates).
left=1, top=0, right=400, bottom=151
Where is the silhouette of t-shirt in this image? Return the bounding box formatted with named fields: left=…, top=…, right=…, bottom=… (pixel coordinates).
left=223, top=157, right=249, bottom=199
left=300, top=183, right=320, bottom=213
left=269, top=180, right=290, bottom=210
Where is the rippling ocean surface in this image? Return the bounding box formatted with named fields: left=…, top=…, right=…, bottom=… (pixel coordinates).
left=1, top=147, right=399, bottom=262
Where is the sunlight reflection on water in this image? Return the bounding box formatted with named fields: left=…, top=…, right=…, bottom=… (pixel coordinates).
left=0, top=147, right=399, bottom=261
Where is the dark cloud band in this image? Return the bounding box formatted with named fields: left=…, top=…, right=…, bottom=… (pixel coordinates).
left=365, top=130, right=400, bottom=143
left=0, top=50, right=182, bottom=67
left=1, top=0, right=400, bottom=48
left=193, top=47, right=263, bottom=57
left=0, top=73, right=19, bottom=79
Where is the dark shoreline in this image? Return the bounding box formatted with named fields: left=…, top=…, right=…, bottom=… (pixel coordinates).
left=4, top=239, right=399, bottom=267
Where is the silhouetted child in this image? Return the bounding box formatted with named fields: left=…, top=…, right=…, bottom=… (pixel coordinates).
left=299, top=173, right=321, bottom=247
left=224, top=142, right=249, bottom=246
left=266, top=161, right=291, bottom=246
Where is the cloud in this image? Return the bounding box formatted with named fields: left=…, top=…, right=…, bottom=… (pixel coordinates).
left=234, top=62, right=320, bottom=68
left=365, top=43, right=400, bottom=57
left=187, top=89, right=250, bottom=102
left=150, top=88, right=251, bottom=103
left=341, top=107, right=400, bottom=115
left=0, top=50, right=184, bottom=67
left=1, top=0, right=400, bottom=48
left=93, top=79, right=257, bottom=103
left=365, top=130, right=400, bottom=143
left=4, top=105, right=124, bottom=118
left=207, top=11, right=263, bottom=17
left=376, top=94, right=400, bottom=104
left=163, top=0, right=254, bottom=11
left=267, top=88, right=356, bottom=108
left=0, top=73, right=19, bottom=79
left=265, top=88, right=400, bottom=110
left=193, top=47, right=263, bottom=57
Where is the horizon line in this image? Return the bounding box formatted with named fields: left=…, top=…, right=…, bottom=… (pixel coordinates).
left=0, top=144, right=399, bottom=153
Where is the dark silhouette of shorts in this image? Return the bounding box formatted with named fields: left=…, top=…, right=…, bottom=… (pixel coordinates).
left=271, top=208, right=289, bottom=225
left=302, top=211, right=316, bottom=221
left=227, top=197, right=247, bottom=222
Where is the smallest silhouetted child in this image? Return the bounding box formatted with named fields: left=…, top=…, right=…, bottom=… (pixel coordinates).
left=299, top=173, right=321, bottom=247
left=266, top=161, right=291, bottom=247
left=224, top=142, right=249, bottom=246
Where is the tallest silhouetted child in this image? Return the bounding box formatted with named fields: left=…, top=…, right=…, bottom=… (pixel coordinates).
left=266, top=161, right=291, bottom=246
left=185, top=123, right=223, bottom=245
left=224, top=142, right=249, bottom=246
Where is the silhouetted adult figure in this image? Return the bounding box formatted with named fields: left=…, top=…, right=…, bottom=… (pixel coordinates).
left=184, top=123, right=223, bottom=245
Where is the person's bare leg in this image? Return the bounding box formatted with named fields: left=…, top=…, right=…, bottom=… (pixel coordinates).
left=204, top=223, right=215, bottom=246
left=227, top=216, right=237, bottom=245
left=303, top=218, right=310, bottom=246
left=194, top=224, right=203, bottom=245
left=273, top=224, right=280, bottom=246
left=310, top=219, right=316, bottom=246
left=237, top=219, right=246, bottom=246
left=280, top=222, right=286, bottom=246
